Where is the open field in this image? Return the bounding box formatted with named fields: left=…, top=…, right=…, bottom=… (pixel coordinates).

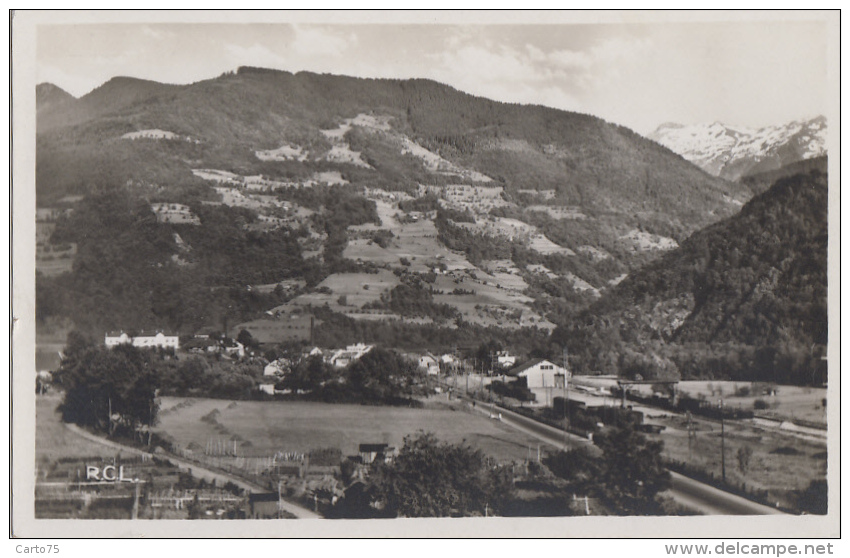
left=36, top=394, right=126, bottom=463
left=284, top=270, right=400, bottom=311
left=154, top=397, right=544, bottom=463
left=346, top=218, right=473, bottom=273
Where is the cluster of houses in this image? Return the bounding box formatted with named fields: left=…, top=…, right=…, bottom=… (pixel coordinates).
left=259, top=343, right=375, bottom=395
left=101, top=326, right=576, bottom=409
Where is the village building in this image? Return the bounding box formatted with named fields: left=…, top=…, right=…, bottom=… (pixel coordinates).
left=358, top=443, right=398, bottom=465
left=329, top=343, right=373, bottom=369
left=507, top=358, right=567, bottom=389
left=104, top=331, right=179, bottom=350
left=263, top=358, right=292, bottom=377
left=496, top=351, right=518, bottom=369
left=417, top=354, right=441, bottom=376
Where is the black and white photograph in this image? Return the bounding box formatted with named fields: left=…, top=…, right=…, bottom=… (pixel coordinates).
left=10, top=10, right=840, bottom=539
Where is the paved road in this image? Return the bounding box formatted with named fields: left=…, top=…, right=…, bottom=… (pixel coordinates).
left=64, top=423, right=321, bottom=519
left=466, top=400, right=787, bottom=516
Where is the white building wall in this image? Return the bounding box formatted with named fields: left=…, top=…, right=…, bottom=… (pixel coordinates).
left=519, top=361, right=566, bottom=389
left=105, top=332, right=179, bottom=349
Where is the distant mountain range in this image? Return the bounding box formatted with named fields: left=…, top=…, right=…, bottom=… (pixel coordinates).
left=648, top=116, right=826, bottom=181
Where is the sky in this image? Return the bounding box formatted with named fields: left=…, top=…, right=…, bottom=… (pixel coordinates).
left=36, top=16, right=830, bottom=135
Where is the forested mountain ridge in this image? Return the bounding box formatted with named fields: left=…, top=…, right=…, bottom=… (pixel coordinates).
left=739, top=156, right=827, bottom=197
left=36, top=83, right=76, bottom=116
left=555, top=167, right=828, bottom=384
left=37, top=66, right=743, bottom=228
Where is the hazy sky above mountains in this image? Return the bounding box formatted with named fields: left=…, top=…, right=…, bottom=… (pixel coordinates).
left=36, top=14, right=830, bottom=135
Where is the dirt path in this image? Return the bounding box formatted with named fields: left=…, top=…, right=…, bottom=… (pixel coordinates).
left=64, top=423, right=321, bottom=519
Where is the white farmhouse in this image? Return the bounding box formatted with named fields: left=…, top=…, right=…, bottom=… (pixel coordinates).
left=329, top=343, right=373, bottom=369
left=496, top=351, right=517, bottom=369
left=507, top=358, right=567, bottom=389
left=418, top=354, right=440, bottom=376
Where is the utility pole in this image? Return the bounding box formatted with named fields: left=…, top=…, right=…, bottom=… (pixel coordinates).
left=563, top=348, right=570, bottom=451
left=720, top=399, right=726, bottom=483
left=131, top=481, right=140, bottom=520
left=687, top=411, right=695, bottom=462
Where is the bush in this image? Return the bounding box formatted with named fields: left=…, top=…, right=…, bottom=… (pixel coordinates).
left=488, top=379, right=536, bottom=402
left=754, top=398, right=769, bottom=410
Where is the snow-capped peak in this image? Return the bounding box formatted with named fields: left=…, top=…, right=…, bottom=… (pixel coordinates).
left=648, top=116, right=827, bottom=180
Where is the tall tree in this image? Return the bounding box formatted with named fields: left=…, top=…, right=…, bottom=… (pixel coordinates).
left=593, top=425, right=671, bottom=514
left=54, top=342, right=159, bottom=436
left=362, top=433, right=514, bottom=518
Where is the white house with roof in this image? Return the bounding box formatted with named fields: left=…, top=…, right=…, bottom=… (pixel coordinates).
left=496, top=351, right=517, bottom=369
left=329, top=343, right=373, bottom=369
left=418, top=354, right=441, bottom=376
left=105, top=331, right=179, bottom=350
left=264, top=358, right=292, bottom=377
left=507, top=358, right=567, bottom=389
